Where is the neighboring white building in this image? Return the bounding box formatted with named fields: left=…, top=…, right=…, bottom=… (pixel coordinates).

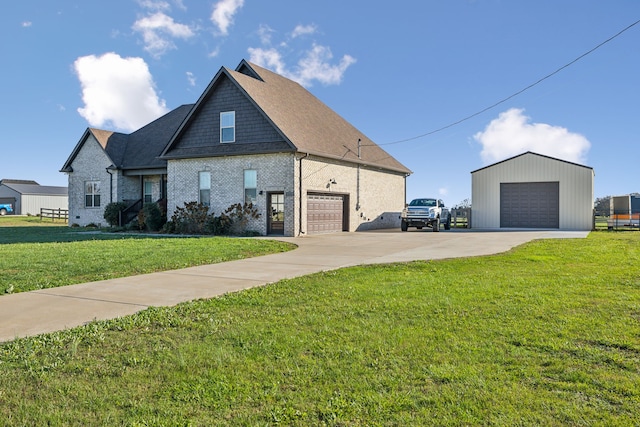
left=0, top=179, right=68, bottom=215
left=471, top=152, right=594, bottom=230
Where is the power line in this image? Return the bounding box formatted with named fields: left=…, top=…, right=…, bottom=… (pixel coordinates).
left=375, top=18, right=640, bottom=147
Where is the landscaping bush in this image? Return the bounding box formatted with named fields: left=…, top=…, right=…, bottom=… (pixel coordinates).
left=224, top=202, right=261, bottom=235
left=103, top=202, right=128, bottom=227
left=165, top=202, right=261, bottom=236
left=168, top=201, right=211, bottom=234
left=141, top=202, right=165, bottom=232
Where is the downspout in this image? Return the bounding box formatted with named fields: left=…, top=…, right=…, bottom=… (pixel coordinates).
left=356, top=139, right=361, bottom=211
left=298, top=152, right=309, bottom=236
left=105, top=165, right=116, bottom=204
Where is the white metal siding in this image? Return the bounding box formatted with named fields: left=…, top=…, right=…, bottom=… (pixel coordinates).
left=472, top=153, right=594, bottom=230
left=21, top=195, right=69, bottom=216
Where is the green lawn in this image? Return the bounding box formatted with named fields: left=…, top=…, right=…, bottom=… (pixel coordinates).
left=1, top=231, right=638, bottom=425
left=0, top=217, right=295, bottom=294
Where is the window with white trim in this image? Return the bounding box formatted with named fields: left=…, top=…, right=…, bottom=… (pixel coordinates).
left=144, top=180, right=153, bottom=204
left=244, top=170, right=257, bottom=204
left=85, top=181, right=100, bottom=208
left=199, top=171, right=211, bottom=207
left=220, top=111, right=235, bottom=143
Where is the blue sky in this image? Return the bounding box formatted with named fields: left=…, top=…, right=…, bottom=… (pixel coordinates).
left=2, top=1, right=639, bottom=206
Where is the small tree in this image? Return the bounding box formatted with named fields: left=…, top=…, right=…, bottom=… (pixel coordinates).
left=103, top=202, right=128, bottom=227
left=594, top=196, right=611, bottom=217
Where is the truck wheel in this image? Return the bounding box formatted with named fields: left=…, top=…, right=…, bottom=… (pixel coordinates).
left=432, top=218, right=440, bottom=232
left=0, top=208, right=6, bottom=216
left=444, top=216, right=451, bottom=230
left=401, top=220, right=408, bottom=232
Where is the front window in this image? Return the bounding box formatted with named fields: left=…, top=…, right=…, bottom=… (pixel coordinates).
left=144, top=181, right=153, bottom=204
left=199, top=171, right=211, bottom=207
left=85, top=181, right=100, bottom=208
left=244, top=170, right=257, bottom=204
left=409, top=198, right=436, bottom=207
left=220, top=111, right=235, bottom=143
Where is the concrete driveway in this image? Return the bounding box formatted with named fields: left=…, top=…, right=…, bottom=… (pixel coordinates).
left=0, top=229, right=588, bottom=342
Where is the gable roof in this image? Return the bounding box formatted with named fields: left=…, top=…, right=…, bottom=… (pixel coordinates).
left=162, top=60, right=410, bottom=175
left=61, top=105, right=193, bottom=173
left=470, top=151, right=594, bottom=174
left=0, top=182, right=67, bottom=196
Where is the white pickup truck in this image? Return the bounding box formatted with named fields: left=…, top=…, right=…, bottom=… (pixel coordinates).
left=401, top=198, right=451, bottom=232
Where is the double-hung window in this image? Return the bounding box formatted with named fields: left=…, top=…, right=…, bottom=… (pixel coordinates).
left=85, top=181, right=100, bottom=208
left=144, top=180, right=153, bottom=204
left=220, top=111, right=235, bottom=143
left=244, top=170, right=257, bottom=204
left=199, top=171, right=211, bottom=207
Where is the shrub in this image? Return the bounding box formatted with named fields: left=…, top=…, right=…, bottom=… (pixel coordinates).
left=142, top=202, right=165, bottom=232
left=169, top=202, right=211, bottom=234
left=206, top=213, right=233, bottom=235
left=224, top=202, right=261, bottom=235
left=103, top=202, right=128, bottom=227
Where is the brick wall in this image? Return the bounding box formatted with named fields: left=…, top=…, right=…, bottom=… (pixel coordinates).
left=167, top=153, right=295, bottom=235
left=297, top=155, right=406, bottom=234
left=67, top=135, right=112, bottom=226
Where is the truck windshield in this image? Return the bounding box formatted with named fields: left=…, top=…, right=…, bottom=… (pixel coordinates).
left=409, top=199, right=436, bottom=207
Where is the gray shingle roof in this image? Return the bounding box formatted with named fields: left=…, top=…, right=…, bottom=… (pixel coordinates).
left=1, top=183, right=67, bottom=196
left=61, top=105, right=193, bottom=173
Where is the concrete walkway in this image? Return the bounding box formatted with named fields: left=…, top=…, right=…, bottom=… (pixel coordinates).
left=0, top=229, right=588, bottom=342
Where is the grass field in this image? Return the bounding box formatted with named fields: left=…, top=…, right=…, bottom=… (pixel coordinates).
left=0, top=224, right=638, bottom=425
left=0, top=217, right=295, bottom=295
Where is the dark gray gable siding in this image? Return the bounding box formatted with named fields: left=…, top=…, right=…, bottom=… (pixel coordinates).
left=162, top=74, right=291, bottom=158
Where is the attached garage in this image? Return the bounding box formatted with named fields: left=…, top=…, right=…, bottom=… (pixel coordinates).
left=307, top=193, right=347, bottom=234
left=471, top=152, right=594, bottom=230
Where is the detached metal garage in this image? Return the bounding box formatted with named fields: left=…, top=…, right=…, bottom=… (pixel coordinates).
left=0, top=179, right=68, bottom=215
left=471, top=152, right=594, bottom=230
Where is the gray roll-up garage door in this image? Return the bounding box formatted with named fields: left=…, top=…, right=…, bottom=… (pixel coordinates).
left=500, top=182, right=559, bottom=228
left=307, top=194, right=344, bottom=234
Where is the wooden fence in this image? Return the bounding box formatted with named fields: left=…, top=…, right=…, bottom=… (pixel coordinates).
left=40, top=208, right=69, bottom=222
left=450, top=208, right=471, bottom=228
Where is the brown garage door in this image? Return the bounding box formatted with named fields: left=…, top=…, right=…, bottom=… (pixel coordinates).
left=500, top=182, right=559, bottom=228
left=307, top=194, right=344, bottom=234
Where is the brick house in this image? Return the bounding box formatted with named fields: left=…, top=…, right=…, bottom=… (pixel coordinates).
left=61, top=59, right=411, bottom=236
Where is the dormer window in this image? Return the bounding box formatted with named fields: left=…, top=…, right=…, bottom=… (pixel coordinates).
left=220, top=111, right=235, bottom=143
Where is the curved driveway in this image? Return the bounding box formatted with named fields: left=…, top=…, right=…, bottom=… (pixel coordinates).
left=0, top=229, right=588, bottom=342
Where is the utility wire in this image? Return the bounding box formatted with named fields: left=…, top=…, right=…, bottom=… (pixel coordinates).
left=374, top=18, right=640, bottom=147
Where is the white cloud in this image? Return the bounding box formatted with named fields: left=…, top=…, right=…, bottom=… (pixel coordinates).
left=439, top=187, right=449, bottom=196
left=257, top=24, right=274, bottom=45
left=186, top=71, right=196, bottom=86
left=137, top=0, right=170, bottom=11
left=210, top=0, right=244, bottom=36
left=247, top=48, right=288, bottom=75
left=248, top=44, right=356, bottom=87
left=291, top=24, right=317, bottom=38
left=74, top=53, right=168, bottom=132
left=132, top=12, right=195, bottom=58
left=474, top=108, right=591, bottom=165
left=22, top=21, right=32, bottom=28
